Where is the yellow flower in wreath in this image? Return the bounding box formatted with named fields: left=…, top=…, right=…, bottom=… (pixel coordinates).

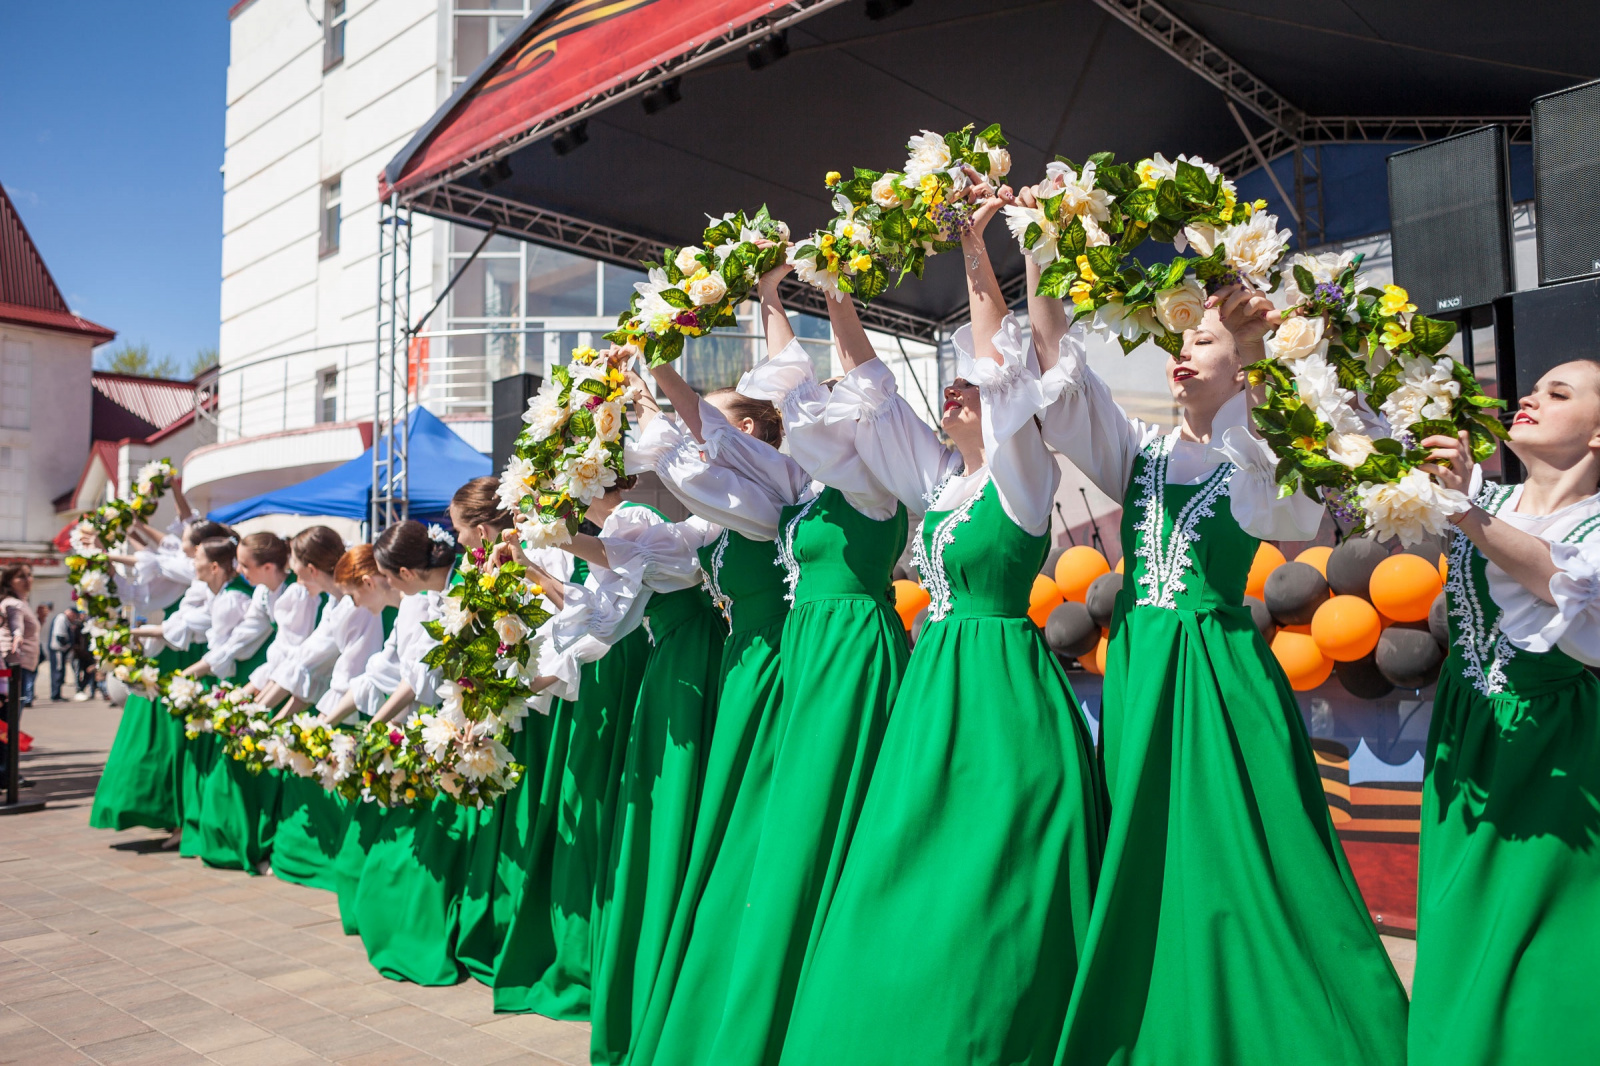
left=1381, top=321, right=1414, bottom=350
left=1379, top=284, right=1417, bottom=317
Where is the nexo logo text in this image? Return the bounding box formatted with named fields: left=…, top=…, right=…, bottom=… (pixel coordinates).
left=1436, top=295, right=1462, bottom=310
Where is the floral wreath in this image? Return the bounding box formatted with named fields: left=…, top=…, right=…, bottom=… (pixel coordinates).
left=1005, top=152, right=1289, bottom=354
left=1248, top=263, right=1506, bottom=545
left=606, top=206, right=790, bottom=365
left=499, top=346, right=639, bottom=549
left=790, top=123, right=1011, bottom=302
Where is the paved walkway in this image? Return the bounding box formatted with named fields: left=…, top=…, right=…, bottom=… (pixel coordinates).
left=2, top=693, right=1414, bottom=1065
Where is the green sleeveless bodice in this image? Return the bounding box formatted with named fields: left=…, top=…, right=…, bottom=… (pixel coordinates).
left=1119, top=432, right=1253, bottom=613
left=380, top=604, right=399, bottom=640
left=776, top=486, right=907, bottom=609
left=914, top=478, right=1047, bottom=621
left=1443, top=482, right=1598, bottom=698
left=222, top=575, right=272, bottom=680
left=699, top=530, right=788, bottom=634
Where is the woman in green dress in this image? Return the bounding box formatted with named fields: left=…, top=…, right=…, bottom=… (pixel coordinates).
left=490, top=491, right=658, bottom=1019
left=257, top=528, right=383, bottom=890
left=348, top=519, right=464, bottom=985
left=1031, top=241, right=1409, bottom=1061
left=637, top=251, right=910, bottom=1066
left=551, top=491, right=726, bottom=1065
left=1409, top=363, right=1600, bottom=1066
left=607, top=366, right=793, bottom=1066
left=779, top=183, right=1105, bottom=1066
left=90, top=518, right=218, bottom=839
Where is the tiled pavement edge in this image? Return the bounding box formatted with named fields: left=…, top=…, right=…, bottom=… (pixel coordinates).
left=0, top=696, right=589, bottom=1065
left=1, top=693, right=1413, bottom=1065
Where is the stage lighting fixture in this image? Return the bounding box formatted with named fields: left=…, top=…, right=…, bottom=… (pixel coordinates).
left=746, top=30, right=789, bottom=70
left=865, top=0, right=912, bottom=20
left=641, top=76, right=682, bottom=115
left=551, top=120, right=589, bottom=156
left=478, top=157, right=512, bottom=189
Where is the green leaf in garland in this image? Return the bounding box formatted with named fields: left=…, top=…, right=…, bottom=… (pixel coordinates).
left=1060, top=216, right=1088, bottom=260
left=1410, top=315, right=1457, bottom=356
left=977, top=122, right=1006, bottom=147
left=1022, top=221, right=1042, bottom=249
left=1293, top=264, right=1317, bottom=296
left=1372, top=437, right=1404, bottom=455
left=1037, top=260, right=1073, bottom=299
left=1154, top=180, right=1185, bottom=221
left=1086, top=245, right=1122, bottom=280
left=657, top=285, right=692, bottom=310
left=1120, top=187, right=1158, bottom=223
left=1153, top=330, right=1184, bottom=356
left=1173, top=159, right=1214, bottom=204
left=881, top=207, right=911, bottom=245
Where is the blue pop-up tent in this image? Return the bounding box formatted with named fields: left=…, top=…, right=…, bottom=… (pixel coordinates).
left=209, top=407, right=491, bottom=526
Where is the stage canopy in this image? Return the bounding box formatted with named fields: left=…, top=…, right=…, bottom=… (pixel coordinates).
left=209, top=408, right=489, bottom=526
left=382, top=0, right=1593, bottom=341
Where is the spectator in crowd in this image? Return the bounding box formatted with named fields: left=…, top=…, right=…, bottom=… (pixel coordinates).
left=71, top=609, right=102, bottom=701
left=48, top=606, right=78, bottom=701
left=1, top=564, right=41, bottom=790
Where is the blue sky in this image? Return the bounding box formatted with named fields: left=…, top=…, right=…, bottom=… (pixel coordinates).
left=0, top=2, right=228, bottom=369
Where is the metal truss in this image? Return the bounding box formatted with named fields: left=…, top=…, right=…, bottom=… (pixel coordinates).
left=408, top=0, right=852, bottom=201
left=409, top=182, right=945, bottom=342
left=1214, top=115, right=1533, bottom=176
left=372, top=194, right=412, bottom=532
left=1089, top=0, right=1305, bottom=135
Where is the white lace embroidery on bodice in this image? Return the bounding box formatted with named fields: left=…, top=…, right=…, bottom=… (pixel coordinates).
left=911, top=482, right=984, bottom=622
left=701, top=529, right=733, bottom=623
left=774, top=495, right=820, bottom=603
left=1447, top=484, right=1518, bottom=697
left=1131, top=431, right=1235, bottom=610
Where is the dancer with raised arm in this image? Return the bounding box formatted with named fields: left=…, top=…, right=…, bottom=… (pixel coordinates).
left=620, top=361, right=796, bottom=1066
left=491, top=484, right=657, bottom=1019
left=1021, top=188, right=1409, bottom=1060
left=779, top=174, right=1104, bottom=1066
left=1409, top=362, right=1600, bottom=1066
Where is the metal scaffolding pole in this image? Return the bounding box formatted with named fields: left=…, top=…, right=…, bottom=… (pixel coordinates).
left=372, top=193, right=412, bottom=532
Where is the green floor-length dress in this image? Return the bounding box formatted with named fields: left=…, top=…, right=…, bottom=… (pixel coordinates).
left=329, top=602, right=399, bottom=931
left=1055, top=436, right=1408, bottom=1066
left=189, top=576, right=279, bottom=872
left=456, top=708, right=556, bottom=982
left=693, top=487, right=908, bottom=1066
left=90, top=599, right=203, bottom=830
left=589, top=583, right=725, bottom=1066
left=492, top=616, right=651, bottom=1018
left=1410, top=485, right=1600, bottom=1066
left=630, top=531, right=788, bottom=1066
left=781, top=480, right=1104, bottom=1066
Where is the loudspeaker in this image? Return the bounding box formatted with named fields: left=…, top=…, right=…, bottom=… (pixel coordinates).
left=1387, top=126, right=1515, bottom=315
left=492, top=372, right=540, bottom=472
left=1493, top=276, right=1600, bottom=400
left=1533, top=78, right=1600, bottom=285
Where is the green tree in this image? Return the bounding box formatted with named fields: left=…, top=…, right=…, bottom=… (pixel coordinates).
left=189, top=347, right=219, bottom=377
left=100, top=341, right=178, bottom=378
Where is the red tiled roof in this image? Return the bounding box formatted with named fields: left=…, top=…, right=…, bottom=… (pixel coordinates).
left=0, top=185, right=115, bottom=343
left=92, top=371, right=197, bottom=431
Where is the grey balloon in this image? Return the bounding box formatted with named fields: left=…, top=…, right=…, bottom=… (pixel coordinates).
left=1376, top=625, right=1444, bottom=689
left=1335, top=652, right=1396, bottom=700
left=1428, top=592, right=1450, bottom=648
left=1264, top=561, right=1330, bottom=626
left=911, top=606, right=929, bottom=644
left=1046, top=601, right=1101, bottom=659
left=1085, top=572, right=1123, bottom=629
left=1244, top=595, right=1276, bottom=641
left=1326, top=537, right=1389, bottom=598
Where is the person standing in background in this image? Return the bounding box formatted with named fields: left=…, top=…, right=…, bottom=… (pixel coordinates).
left=48, top=605, right=75, bottom=701
left=1, top=565, right=42, bottom=791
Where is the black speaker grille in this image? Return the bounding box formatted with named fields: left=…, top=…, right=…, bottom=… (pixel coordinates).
left=1387, top=127, right=1514, bottom=315
left=1533, top=79, right=1600, bottom=285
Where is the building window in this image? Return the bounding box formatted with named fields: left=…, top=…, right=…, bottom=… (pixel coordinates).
left=0, top=442, right=24, bottom=541
left=0, top=339, right=30, bottom=430
left=453, top=1, right=529, bottom=86
left=320, top=177, right=341, bottom=258
left=323, top=0, right=348, bottom=70
left=316, top=367, right=339, bottom=423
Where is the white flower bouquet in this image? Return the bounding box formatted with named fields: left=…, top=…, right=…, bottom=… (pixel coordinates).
left=342, top=718, right=437, bottom=807
left=792, top=123, right=1010, bottom=302
left=606, top=206, right=789, bottom=365
left=210, top=684, right=277, bottom=772
left=500, top=346, right=640, bottom=548
left=264, top=712, right=336, bottom=780
left=1007, top=152, right=1289, bottom=354
left=1248, top=268, right=1508, bottom=544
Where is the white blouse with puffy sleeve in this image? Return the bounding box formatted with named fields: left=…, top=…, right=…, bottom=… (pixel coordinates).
left=160, top=579, right=214, bottom=653
left=1039, top=327, right=1323, bottom=542
left=249, top=581, right=321, bottom=689
left=201, top=587, right=270, bottom=680
left=272, top=595, right=385, bottom=712
left=831, top=314, right=1059, bottom=535
left=348, top=593, right=428, bottom=720
left=737, top=339, right=901, bottom=521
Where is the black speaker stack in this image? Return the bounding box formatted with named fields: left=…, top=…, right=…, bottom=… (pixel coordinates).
left=1384, top=78, right=1600, bottom=481
left=492, top=372, right=542, bottom=473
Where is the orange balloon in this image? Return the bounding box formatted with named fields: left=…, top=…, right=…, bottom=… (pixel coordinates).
left=1028, top=575, right=1065, bottom=628
left=1094, top=630, right=1111, bottom=674
left=1115, top=557, right=1125, bottom=575
left=1271, top=629, right=1334, bottom=691
left=1245, top=542, right=1287, bottom=601
left=1311, top=595, right=1382, bottom=662
left=1369, top=554, right=1444, bottom=623
left=892, top=579, right=929, bottom=632
left=1438, top=554, right=1448, bottom=584
left=1054, top=546, right=1111, bottom=603
left=1295, top=545, right=1333, bottom=578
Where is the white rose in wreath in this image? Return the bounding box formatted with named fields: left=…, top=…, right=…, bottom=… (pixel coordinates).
left=903, top=130, right=951, bottom=179
left=1357, top=468, right=1470, bottom=547
left=1266, top=314, right=1326, bottom=364
left=674, top=246, right=702, bottom=274
left=871, top=174, right=903, bottom=209
left=686, top=271, right=728, bottom=307
left=1326, top=431, right=1378, bottom=469
left=517, top=514, right=571, bottom=551
left=591, top=400, right=625, bottom=444
left=560, top=439, right=618, bottom=504
left=975, top=137, right=1011, bottom=181
left=493, top=613, right=528, bottom=647
left=1153, top=279, right=1206, bottom=335
left=1217, top=212, right=1291, bottom=289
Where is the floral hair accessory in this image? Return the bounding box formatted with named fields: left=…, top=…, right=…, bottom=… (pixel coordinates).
left=427, top=523, right=455, bottom=547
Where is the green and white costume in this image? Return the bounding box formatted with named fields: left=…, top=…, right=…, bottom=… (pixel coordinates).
left=1411, top=473, right=1600, bottom=1066
left=781, top=315, right=1106, bottom=1066
left=1041, top=328, right=1409, bottom=1065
